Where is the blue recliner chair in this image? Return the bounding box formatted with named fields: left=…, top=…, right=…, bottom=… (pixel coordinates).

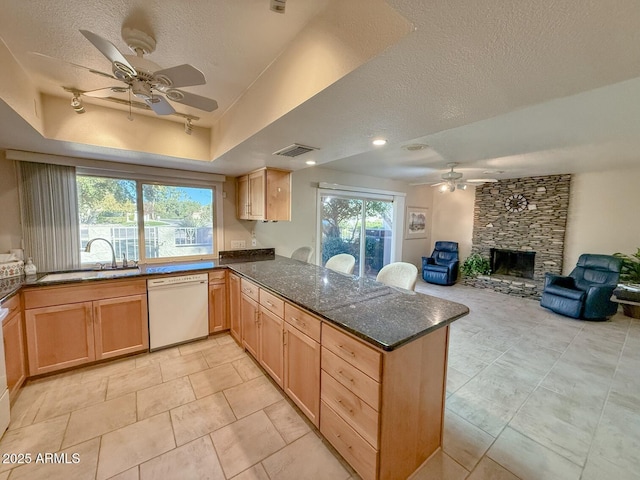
left=422, top=241, right=459, bottom=286
left=540, top=254, right=622, bottom=320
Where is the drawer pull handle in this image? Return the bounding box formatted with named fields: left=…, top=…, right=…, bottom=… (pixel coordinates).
left=266, top=301, right=274, bottom=307
left=337, top=399, right=354, bottom=414
left=337, top=344, right=355, bottom=357
left=338, top=370, right=354, bottom=384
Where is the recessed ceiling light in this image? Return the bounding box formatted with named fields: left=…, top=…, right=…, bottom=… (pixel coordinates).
left=305, top=160, right=316, bottom=165
left=372, top=139, right=387, bottom=146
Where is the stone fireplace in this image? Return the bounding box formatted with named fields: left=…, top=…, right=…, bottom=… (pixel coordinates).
left=465, top=174, right=571, bottom=299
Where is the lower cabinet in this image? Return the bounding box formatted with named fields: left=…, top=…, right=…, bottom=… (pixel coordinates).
left=228, top=273, right=242, bottom=342
left=258, top=306, right=283, bottom=388
left=241, top=293, right=260, bottom=358
left=2, top=295, right=27, bottom=400
left=23, top=280, right=148, bottom=376
left=208, top=270, right=228, bottom=334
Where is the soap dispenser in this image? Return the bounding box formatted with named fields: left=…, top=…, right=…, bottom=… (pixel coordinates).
left=24, top=257, right=37, bottom=276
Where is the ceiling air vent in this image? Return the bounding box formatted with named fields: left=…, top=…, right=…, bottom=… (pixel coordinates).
left=272, top=143, right=319, bottom=157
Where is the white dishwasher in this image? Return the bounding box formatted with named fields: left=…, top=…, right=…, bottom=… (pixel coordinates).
left=147, top=273, right=209, bottom=351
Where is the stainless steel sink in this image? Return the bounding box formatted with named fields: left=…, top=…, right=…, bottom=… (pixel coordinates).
left=38, top=268, right=140, bottom=283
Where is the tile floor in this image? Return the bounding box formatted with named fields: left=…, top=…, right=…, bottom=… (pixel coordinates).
left=1, top=280, right=639, bottom=479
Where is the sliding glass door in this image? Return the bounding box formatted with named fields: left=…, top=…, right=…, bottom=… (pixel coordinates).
left=320, top=194, right=394, bottom=278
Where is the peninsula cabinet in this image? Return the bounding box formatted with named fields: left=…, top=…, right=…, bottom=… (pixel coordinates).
left=257, top=288, right=284, bottom=388
left=240, top=278, right=260, bottom=358
left=236, top=167, right=291, bottom=221
left=2, top=294, right=27, bottom=400
left=23, top=279, right=148, bottom=375
left=228, top=272, right=241, bottom=343
left=208, top=270, right=228, bottom=334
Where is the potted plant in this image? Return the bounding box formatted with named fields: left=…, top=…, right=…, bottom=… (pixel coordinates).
left=460, top=253, right=491, bottom=278
left=614, top=248, right=640, bottom=285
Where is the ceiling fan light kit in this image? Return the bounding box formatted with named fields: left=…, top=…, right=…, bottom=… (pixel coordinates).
left=432, top=163, right=498, bottom=192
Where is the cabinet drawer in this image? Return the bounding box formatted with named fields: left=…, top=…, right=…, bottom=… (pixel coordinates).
left=321, top=370, right=379, bottom=448
left=322, top=347, right=380, bottom=411
left=321, top=401, right=378, bottom=480
left=240, top=278, right=259, bottom=302
left=259, top=288, right=284, bottom=318
left=322, top=324, right=381, bottom=381
left=1, top=294, right=20, bottom=323
left=284, top=303, right=321, bottom=342
left=208, top=270, right=226, bottom=283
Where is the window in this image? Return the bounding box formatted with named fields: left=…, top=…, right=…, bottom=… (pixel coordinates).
left=77, top=175, right=216, bottom=265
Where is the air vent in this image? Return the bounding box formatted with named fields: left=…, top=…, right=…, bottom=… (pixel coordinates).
left=272, top=143, right=319, bottom=157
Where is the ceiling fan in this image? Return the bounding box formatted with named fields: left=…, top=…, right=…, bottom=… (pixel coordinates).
left=57, top=27, right=218, bottom=116
left=430, top=163, right=498, bottom=192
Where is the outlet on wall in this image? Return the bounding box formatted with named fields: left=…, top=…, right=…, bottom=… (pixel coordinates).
left=251, top=238, right=257, bottom=247
left=230, top=240, right=246, bottom=249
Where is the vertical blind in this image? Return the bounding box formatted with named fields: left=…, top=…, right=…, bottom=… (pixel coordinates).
left=19, top=161, right=80, bottom=272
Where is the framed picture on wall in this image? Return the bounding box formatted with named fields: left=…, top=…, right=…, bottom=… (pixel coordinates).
left=405, top=206, right=428, bottom=239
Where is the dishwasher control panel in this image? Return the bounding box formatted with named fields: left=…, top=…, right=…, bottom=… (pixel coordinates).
left=147, top=273, right=208, bottom=288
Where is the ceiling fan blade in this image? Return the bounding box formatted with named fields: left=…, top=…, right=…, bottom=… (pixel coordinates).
left=83, top=86, right=129, bottom=98
left=145, top=95, right=176, bottom=115
left=466, top=178, right=499, bottom=184
left=165, top=89, right=218, bottom=112
left=153, top=64, right=206, bottom=88
left=29, top=52, right=117, bottom=80
left=80, top=30, right=137, bottom=76
left=430, top=182, right=445, bottom=187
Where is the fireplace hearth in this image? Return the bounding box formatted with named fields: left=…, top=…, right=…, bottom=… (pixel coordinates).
left=490, top=249, right=535, bottom=279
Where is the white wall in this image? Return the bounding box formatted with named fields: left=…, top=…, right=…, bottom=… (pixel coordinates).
left=251, top=166, right=428, bottom=267
left=0, top=155, right=22, bottom=253
left=564, top=167, right=640, bottom=273
left=430, top=185, right=476, bottom=261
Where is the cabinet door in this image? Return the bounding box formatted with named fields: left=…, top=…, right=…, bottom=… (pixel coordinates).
left=237, top=175, right=249, bottom=219
left=25, top=302, right=95, bottom=375
left=241, top=294, right=259, bottom=358
left=265, top=169, right=291, bottom=221
left=259, top=306, right=284, bottom=388
left=248, top=170, right=265, bottom=220
left=94, top=295, right=149, bottom=360
left=229, top=273, right=242, bottom=343
left=284, top=322, right=320, bottom=426
left=3, top=310, right=27, bottom=398
left=209, top=283, right=228, bottom=334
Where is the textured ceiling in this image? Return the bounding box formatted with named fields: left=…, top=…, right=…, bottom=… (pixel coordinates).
left=1, top=0, right=640, bottom=183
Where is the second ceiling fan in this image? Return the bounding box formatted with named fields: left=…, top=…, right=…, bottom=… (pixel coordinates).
left=431, top=163, right=498, bottom=192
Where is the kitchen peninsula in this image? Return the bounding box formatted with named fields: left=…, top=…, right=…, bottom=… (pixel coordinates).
left=2, top=255, right=468, bottom=480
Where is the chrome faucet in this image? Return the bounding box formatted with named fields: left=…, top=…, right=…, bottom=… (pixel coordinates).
left=85, top=238, right=117, bottom=269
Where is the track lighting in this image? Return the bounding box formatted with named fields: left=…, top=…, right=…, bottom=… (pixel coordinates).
left=270, top=0, right=286, bottom=13
left=184, top=118, right=193, bottom=135
left=70, top=95, right=85, bottom=114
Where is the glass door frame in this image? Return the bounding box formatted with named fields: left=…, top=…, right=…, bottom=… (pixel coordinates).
left=316, top=185, right=405, bottom=277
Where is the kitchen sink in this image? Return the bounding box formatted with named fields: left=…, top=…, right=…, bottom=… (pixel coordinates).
left=38, top=268, right=140, bottom=283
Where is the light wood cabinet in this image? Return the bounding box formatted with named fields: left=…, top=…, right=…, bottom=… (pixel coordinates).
left=241, top=293, right=259, bottom=358
left=228, top=272, right=241, bottom=343
left=2, top=295, right=27, bottom=400
left=23, top=279, right=148, bottom=375
left=208, top=270, right=228, bottom=334
left=258, top=307, right=283, bottom=388
left=236, top=168, right=291, bottom=221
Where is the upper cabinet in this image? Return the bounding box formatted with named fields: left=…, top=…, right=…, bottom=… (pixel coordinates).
left=237, top=168, right=291, bottom=221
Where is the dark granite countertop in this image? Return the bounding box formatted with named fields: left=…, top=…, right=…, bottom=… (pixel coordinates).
left=229, top=256, right=469, bottom=351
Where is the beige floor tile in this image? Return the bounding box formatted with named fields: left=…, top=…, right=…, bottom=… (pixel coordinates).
left=202, top=342, right=247, bottom=368
left=79, top=357, right=137, bottom=383
left=487, top=427, right=582, bottom=480
left=34, top=377, right=108, bottom=423
left=264, top=399, right=311, bottom=443
left=262, top=431, right=350, bottom=480
left=139, top=435, right=225, bottom=480
left=178, top=336, right=220, bottom=356
left=134, top=346, right=180, bottom=368
left=211, top=410, right=286, bottom=478
left=494, top=338, right=562, bottom=378
left=0, top=471, right=8, bottom=480
left=590, top=401, right=640, bottom=473
left=447, top=350, right=490, bottom=377
left=230, top=463, right=270, bottom=480
left=216, top=334, right=237, bottom=345
left=0, top=415, right=69, bottom=474
left=189, top=363, right=244, bottom=399
left=108, top=467, right=139, bottom=480
left=96, top=412, right=175, bottom=480
left=136, top=377, right=195, bottom=419
left=509, top=386, right=600, bottom=465
left=446, top=366, right=471, bottom=395
left=62, top=393, right=137, bottom=448
left=170, top=392, right=236, bottom=446
left=159, top=351, right=209, bottom=381
left=8, top=437, right=100, bottom=480
left=467, top=457, right=521, bottom=480
left=232, top=357, right=264, bottom=382
left=581, top=453, right=640, bottom=480
left=223, top=375, right=284, bottom=418
left=541, top=360, right=612, bottom=409
left=408, top=450, right=469, bottom=480
left=443, top=409, right=495, bottom=471
left=8, top=383, right=48, bottom=430
left=446, top=386, right=518, bottom=437
left=106, top=364, right=162, bottom=400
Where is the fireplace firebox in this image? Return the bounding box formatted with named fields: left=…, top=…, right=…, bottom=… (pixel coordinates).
left=490, top=249, right=535, bottom=279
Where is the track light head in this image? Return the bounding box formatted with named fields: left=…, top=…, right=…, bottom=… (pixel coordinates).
left=184, top=118, right=193, bottom=135
left=71, top=95, right=85, bottom=114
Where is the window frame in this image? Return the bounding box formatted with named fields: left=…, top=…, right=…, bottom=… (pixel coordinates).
left=77, top=173, right=223, bottom=266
